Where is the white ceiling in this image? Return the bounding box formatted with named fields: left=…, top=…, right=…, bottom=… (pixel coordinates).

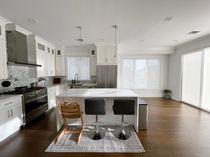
left=1, top=0, right=210, bottom=53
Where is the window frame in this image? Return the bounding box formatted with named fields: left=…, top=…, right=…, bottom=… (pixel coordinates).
left=119, top=56, right=162, bottom=90
left=66, top=56, right=90, bottom=81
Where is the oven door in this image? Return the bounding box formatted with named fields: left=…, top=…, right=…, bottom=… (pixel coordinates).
left=25, top=95, right=48, bottom=123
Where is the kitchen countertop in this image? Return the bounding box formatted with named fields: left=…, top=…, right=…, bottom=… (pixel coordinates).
left=0, top=94, right=23, bottom=101
left=57, top=88, right=138, bottom=98
left=44, top=83, right=69, bottom=88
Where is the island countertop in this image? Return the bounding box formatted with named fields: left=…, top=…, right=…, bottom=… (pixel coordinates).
left=57, top=88, right=138, bottom=98
left=56, top=88, right=139, bottom=132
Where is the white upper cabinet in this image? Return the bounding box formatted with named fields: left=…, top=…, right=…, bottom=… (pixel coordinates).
left=46, top=48, right=56, bottom=76
left=55, top=49, right=66, bottom=76
left=96, top=45, right=117, bottom=65
left=36, top=50, right=47, bottom=77
left=0, top=19, right=7, bottom=79
left=0, top=19, right=6, bottom=40
left=0, top=39, right=8, bottom=79
left=35, top=36, right=56, bottom=77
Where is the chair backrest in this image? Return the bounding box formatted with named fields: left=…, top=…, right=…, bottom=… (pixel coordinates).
left=58, top=102, right=82, bottom=119
left=113, top=99, right=135, bottom=115
left=85, top=99, right=105, bottom=115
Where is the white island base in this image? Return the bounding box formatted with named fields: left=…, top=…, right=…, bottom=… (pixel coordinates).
left=56, top=88, right=139, bottom=132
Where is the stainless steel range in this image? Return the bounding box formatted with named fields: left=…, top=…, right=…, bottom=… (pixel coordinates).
left=4, top=87, right=48, bottom=125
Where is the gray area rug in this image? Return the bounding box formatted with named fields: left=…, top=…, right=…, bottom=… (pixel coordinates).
left=45, top=126, right=145, bottom=153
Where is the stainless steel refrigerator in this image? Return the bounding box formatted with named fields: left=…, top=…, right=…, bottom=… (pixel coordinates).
left=96, top=65, right=117, bottom=88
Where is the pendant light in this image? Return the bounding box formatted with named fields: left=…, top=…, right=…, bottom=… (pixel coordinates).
left=76, top=26, right=84, bottom=47
left=112, top=25, right=118, bottom=58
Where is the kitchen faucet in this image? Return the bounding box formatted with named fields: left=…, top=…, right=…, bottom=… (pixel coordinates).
left=74, top=73, right=79, bottom=84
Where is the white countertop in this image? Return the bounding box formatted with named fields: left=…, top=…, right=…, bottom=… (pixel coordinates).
left=57, top=88, right=138, bottom=98
left=0, top=94, right=23, bottom=102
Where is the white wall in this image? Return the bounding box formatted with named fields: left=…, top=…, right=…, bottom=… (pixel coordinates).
left=168, top=34, right=210, bottom=101
left=118, top=53, right=169, bottom=97
left=64, top=45, right=97, bottom=77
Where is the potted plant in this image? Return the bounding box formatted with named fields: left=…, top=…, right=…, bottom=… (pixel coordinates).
left=163, top=89, right=172, bottom=99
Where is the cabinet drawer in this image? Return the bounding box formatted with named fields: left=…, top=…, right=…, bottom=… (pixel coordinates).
left=0, top=96, right=22, bottom=110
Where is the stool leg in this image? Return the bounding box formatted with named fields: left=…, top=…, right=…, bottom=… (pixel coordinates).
left=87, top=115, right=106, bottom=140
left=114, top=115, right=131, bottom=140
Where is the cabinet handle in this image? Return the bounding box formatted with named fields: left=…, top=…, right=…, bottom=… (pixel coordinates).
left=10, top=109, right=13, bottom=117
left=4, top=102, right=13, bottom=106
left=8, top=111, right=10, bottom=118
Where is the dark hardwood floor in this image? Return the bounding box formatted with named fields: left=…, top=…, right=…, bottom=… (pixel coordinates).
left=0, top=98, right=210, bottom=157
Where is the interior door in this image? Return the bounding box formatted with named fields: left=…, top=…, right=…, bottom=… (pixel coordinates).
left=182, top=51, right=202, bottom=106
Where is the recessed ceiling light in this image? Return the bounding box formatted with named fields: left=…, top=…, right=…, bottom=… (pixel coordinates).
left=164, top=17, right=173, bottom=22
left=27, top=18, right=37, bottom=24
left=187, top=31, right=200, bottom=35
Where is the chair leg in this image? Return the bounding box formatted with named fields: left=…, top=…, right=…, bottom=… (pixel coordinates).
left=54, top=127, right=66, bottom=144
left=76, top=131, right=83, bottom=145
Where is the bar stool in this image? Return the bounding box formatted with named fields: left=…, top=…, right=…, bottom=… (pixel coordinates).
left=85, top=99, right=106, bottom=140
left=113, top=99, right=135, bottom=140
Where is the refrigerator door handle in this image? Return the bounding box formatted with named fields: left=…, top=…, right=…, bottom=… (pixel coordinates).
left=107, top=68, right=109, bottom=88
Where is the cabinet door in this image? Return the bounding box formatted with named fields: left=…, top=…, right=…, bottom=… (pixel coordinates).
left=47, top=87, right=56, bottom=109
left=0, top=21, right=5, bottom=40
left=46, top=54, right=55, bottom=76
left=0, top=104, right=23, bottom=142
left=97, top=47, right=108, bottom=65
left=50, top=54, right=55, bottom=76
left=55, top=56, right=65, bottom=76
left=0, top=39, right=7, bottom=79
left=36, top=51, right=47, bottom=77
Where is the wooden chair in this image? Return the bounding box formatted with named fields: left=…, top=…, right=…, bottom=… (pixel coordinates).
left=55, top=102, right=84, bottom=144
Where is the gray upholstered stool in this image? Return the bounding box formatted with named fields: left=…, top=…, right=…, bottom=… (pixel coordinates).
left=113, top=99, right=135, bottom=140
left=85, top=99, right=106, bottom=140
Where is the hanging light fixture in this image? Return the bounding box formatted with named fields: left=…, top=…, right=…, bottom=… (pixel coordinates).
left=112, top=25, right=118, bottom=58
left=76, top=26, right=84, bottom=47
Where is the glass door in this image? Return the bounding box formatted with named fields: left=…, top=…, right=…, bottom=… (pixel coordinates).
left=182, top=51, right=202, bottom=106
left=201, top=48, right=210, bottom=110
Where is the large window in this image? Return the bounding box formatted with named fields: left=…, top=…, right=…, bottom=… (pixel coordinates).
left=66, top=57, right=90, bottom=80
left=120, top=58, right=160, bottom=89
left=182, top=48, right=210, bottom=111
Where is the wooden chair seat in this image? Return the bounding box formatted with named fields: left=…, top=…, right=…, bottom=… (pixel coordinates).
left=55, top=102, right=84, bottom=144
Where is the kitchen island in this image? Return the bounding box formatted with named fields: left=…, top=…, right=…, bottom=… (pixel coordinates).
left=56, top=88, right=139, bottom=132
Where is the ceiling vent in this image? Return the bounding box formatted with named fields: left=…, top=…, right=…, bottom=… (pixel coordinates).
left=164, top=17, right=173, bottom=21
left=187, top=31, right=200, bottom=35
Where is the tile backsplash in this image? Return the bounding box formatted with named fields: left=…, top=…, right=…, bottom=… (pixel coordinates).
left=0, top=65, right=56, bottom=93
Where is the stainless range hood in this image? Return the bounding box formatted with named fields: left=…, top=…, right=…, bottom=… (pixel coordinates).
left=6, top=30, right=41, bottom=67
